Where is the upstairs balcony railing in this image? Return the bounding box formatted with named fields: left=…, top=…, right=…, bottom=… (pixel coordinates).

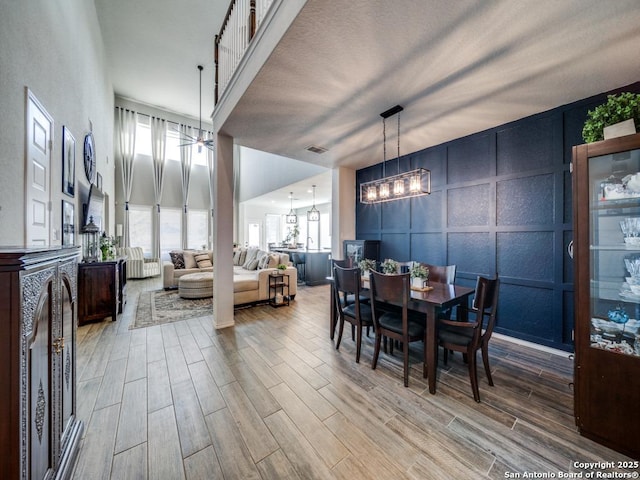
left=214, top=0, right=274, bottom=105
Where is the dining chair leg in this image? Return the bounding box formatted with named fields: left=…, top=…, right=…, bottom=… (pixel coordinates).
left=351, top=324, right=355, bottom=341
left=443, top=346, right=449, bottom=365
left=355, top=324, right=362, bottom=363
left=468, top=349, right=480, bottom=402
left=371, top=333, right=382, bottom=370
left=336, top=317, right=344, bottom=350
left=481, top=342, right=494, bottom=386
left=403, top=339, right=410, bottom=387
left=423, top=332, right=428, bottom=379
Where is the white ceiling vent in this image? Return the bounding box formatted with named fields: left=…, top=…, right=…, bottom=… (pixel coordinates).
left=306, top=145, right=328, bottom=154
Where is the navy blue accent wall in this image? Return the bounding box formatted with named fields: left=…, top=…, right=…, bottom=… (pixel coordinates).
left=356, top=82, right=640, bottom=351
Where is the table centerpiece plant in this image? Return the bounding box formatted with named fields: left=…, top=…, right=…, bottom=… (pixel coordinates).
left=410, top=262, right=429, bottom=289
left=381, top=258, right=399, bottom=274
left=358, top=258, right=377, bottom=277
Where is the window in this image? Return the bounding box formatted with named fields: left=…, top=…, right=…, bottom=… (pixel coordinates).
left=129, top=205, right=152, bottom=255
left=160, top=208, right=182, bottom=260
left=134, top=115, right=208, bottom=165
left=188, top=209, right=209, bottom=249
left=265, top=214, right=281, bottom=247
left=247, top=223, right=260, bottom=248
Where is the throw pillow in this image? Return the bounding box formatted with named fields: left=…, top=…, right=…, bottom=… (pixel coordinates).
left=183, top=250, right=197, bottom=269
left=257, top=253, right=270, bottom=269
left=242, top=247, right=259, bottom=269
left=194, top=252, right=213, bottom=269
left=169, top=251, right=185, bottom=269
left=267, top=253, right=280, bottom=269
left=246, top=257, right=260, bottom=270
left=233, top=249, right=242, bottom=266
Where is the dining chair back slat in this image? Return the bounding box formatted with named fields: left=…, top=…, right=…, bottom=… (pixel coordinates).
left=437, top=275, right=499, bottom=402
left=369, top=271, right=426, bottom=387
left=333, top=265, right=373, bottom=363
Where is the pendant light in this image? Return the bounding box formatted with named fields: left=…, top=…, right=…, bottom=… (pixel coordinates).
left=286, top=192, right=298, bottom=224
left=360, top=104, right=431, bottom=204
left=307, top=185, right=320, bottom=221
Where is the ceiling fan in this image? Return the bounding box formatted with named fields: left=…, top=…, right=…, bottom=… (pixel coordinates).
left=177, top=64, right=214, bottom=153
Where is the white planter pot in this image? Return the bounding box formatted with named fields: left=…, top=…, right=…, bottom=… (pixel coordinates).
left=603, top=118, right=636, bottom=140
left=412, top=277, right=427, bottom=290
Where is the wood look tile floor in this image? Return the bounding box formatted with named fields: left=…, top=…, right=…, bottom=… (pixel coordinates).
left=72, top=278, right=632, bottom=479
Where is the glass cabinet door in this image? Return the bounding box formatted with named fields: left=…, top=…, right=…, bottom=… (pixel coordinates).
left=589, top=147, right=640, bottom=357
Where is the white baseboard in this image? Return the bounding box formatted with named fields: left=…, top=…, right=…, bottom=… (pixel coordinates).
left=493, top=332, right=573, bottom=358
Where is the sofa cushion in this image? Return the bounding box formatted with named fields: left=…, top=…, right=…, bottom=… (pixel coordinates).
left=169, top=251, right=185, bottom=269
left=194, top=252, right=212, bottom=269
left=183, top=250, right=197, bottom=269
left=234, top=278, right=259, bottom=292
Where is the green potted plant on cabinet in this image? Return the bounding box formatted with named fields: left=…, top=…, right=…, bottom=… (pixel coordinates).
left=582, top=92, right=640, bottom=143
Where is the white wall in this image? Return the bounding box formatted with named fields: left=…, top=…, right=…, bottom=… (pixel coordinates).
left=238, top=147, right=327, bottom=203
left=0, top=1, right=114, bottom=244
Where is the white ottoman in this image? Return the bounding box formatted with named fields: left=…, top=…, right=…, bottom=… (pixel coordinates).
left=178, top=272, right=214, bottom=299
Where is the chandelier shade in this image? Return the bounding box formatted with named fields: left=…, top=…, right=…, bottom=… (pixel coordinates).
left=286, top=191, right=298, bottom=224
left=359, top=104, right=431, bottom=204
left=307, top=184, right=320, bottom=221
left=360, top=168, right=431, bottom=204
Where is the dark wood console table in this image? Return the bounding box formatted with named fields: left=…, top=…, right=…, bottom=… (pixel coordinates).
left=78, top=257, right=126, bottom=326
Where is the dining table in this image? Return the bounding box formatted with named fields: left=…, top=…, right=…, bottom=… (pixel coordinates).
left=329, top=277, right=475, bottom=394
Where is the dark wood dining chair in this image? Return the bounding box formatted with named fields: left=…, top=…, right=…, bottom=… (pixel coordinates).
left=437, top=276, right=499, bottom=402
left=369, top=270, right=426, bottom=387
left=333, top=265, right=373, bottom=363
left=422, top=263, right=456, bottom=285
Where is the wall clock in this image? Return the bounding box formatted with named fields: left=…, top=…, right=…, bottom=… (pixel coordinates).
left=83, top=132, right=96, bottom=183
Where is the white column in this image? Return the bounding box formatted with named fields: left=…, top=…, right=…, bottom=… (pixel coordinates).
left=331, top=167, right=356, bottom=260
left=213, top=132, right=235, bottom=329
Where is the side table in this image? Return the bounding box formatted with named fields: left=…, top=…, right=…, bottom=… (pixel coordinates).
left=269, top=272, right=290, bottom=307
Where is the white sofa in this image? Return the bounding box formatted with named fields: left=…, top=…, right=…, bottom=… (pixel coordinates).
left=163, top=248, right=297, bottom=306
left=118, top=247, right=161, bottom=279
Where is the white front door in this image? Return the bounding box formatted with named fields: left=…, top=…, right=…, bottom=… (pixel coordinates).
left=25, top=90, right=53, bottom=246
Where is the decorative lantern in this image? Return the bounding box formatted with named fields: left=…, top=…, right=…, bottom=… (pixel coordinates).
left=81, top=216, right=100, bottom=262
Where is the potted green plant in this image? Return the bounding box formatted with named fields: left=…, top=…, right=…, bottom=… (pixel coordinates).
left=582, top=92, right=640, bottom=143
left=277, top=263, right=287, bottom=273
left=284, top=224, right=300, bottom=248
left=380, top=258, right=399, bottom=274
left=410, top=262, right=429, bottom=289
left=358, top=258, right=376, bottom=277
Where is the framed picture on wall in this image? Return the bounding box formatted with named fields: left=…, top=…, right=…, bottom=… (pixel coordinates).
left=62, top=200, right=75, bottom=246
left=62, top=126, right=75, bottom=197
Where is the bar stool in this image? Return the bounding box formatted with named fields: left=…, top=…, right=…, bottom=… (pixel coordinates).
left=291, top=252, right=305, bottom=284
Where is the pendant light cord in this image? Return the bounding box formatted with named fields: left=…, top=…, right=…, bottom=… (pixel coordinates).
left=198, top=65, right=203, bottom=132
left=397, top=111, right=401, bottom=172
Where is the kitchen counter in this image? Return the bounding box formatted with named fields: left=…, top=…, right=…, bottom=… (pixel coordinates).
left=272, top=248, right=331, bottom=286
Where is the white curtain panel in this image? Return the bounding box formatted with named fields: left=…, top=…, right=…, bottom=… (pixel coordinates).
left=180, top=124, right=193, bottom=249
left=116, top=108, right=137, bottom=247
left=150, top=117, right=167, bottom=258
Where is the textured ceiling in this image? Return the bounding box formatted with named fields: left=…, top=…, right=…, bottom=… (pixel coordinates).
left=220, top=0, right=640, bottom=171
left=95, top=0, right=640, bottom=200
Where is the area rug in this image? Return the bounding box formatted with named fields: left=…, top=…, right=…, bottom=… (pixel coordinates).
left=131, top=289, right=212, bottom=329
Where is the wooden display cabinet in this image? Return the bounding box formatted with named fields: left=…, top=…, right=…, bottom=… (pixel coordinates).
left=572, top=133, right=640, bottom=460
